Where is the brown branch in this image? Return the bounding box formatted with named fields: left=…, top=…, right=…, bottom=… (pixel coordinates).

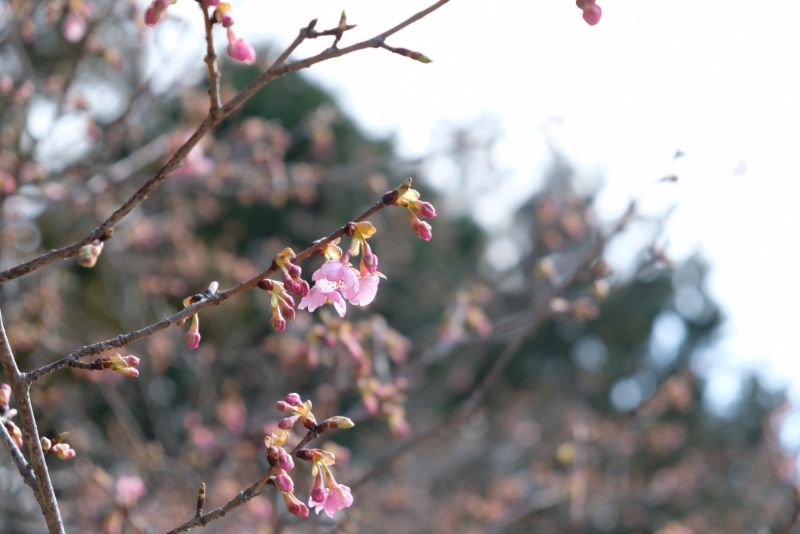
left=166, top=429, right=321, bottom=533
left=0, top=0, right=449, bottom=284
left=0, top=418, right=37, bottom=489
left=0, top=307, right=64, bottom=533
left=25, top=187, right=396, bottom=384
left=348, top=202, right=636, bottom=491
left=200, top=3, right=222, bottom=118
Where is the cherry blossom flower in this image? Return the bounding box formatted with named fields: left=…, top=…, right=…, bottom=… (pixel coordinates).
left=226, top=30, right=256, bottom=64
left=302, top=449, right=354, bottom=518
left=299, top=259, right=359, bottom=317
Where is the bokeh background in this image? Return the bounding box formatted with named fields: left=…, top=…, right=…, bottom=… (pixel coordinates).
left=1, top=1, right=799, bottom=532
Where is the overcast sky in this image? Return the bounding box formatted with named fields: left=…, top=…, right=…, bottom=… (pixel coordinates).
left=161, top=0, right=800, bottom=439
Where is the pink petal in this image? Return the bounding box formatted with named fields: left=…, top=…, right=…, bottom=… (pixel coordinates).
left=349, top=274, right=379, bottom=306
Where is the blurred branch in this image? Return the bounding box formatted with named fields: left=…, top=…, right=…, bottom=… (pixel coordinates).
left=200, top=3, right=222, bottom=118
left=0, top=308, right=64, bottom=533
left=0, top=418, right=36, bottom=489
left=0, top=0, right=449, bottom=284
left=25, top=181, right=403, bottom=383
left=166, top=428, right=322, bottom=533
left=347, top=201, right=636, bottom=491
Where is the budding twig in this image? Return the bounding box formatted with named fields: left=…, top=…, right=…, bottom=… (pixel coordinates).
left=0, top=0, right=450, bottom=284
left=24, top=178, right=405, bottom=383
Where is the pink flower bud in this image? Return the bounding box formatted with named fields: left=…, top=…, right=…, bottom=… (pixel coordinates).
left=277, top=448, right=294, bottom=471
left=282, top=492, right=309, bottom=518
left=226, top=30, right=256, bottom=65
left=273, top=469, right=294, bottom=493
left=276, top=400, right=295, bottom=413
left=185, top=314, right=201, bottom=350
left=278, top=415, right=300, bottom=430
left=123, top=355, right=141, bottom=367
left=144, top=0, right=168, bottom=27
left=286, top=264, right=302, bottom=278
left=118, top=367, right=140, bottom=379
left=52, top=443, right=76, bottom=460
left=582, top=4, right=602, bottom=25
left=285, top=393, right=302, bottom=406
left=413, top=201, right=437, bottom=219
left=271, top=309, right=286, bottom=332
left=410, top=217, right=433, bottom=241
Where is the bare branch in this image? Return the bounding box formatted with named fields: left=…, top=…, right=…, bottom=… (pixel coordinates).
left=200, top=3, right=222, bottom=118
left=0, top=0, right=450, bottom=284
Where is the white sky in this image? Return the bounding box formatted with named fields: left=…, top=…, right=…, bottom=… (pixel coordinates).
left=163, top=1, right=800, bottom=426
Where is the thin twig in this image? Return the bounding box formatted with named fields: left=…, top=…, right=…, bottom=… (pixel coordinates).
left=0, top=0, right=450, bottom=284
left=0, top=419, right=37, bottom=489
left=199, top=3, right=222, bottom=118
left=0, top=308, right=64, bottom=533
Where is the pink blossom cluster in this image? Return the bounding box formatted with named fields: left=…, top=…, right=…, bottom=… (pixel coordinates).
left=576, top=0, right=602, bottom=26
left=144, top=0, right=256, bottom=64
left=267, top=393, right=355, bottom=518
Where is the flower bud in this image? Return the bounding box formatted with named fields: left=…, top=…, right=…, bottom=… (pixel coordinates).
left=257, top=278, right=274, bottom=291
left=273, top=470, right=294, bottom=493
left=278, top=414, right=299, bottom=430
left=78, top=240, right=104, bottom=268
left=410, top=217, right=432, bottom=241
left=285, top=393, right=302, bottom=406
left=40, top=436, right=52, bottom=452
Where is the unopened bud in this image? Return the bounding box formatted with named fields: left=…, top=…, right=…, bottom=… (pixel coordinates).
left=257, top=279, right=274, bottom=291
left=78, top=240, right=104, bottom=268
left=40, top=436, right=52, bottom=452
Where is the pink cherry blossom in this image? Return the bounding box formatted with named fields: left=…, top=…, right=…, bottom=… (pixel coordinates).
left=299, top=259, right=359, bottom=317
left=309, top=482, right=353, bottom=518
left=349, top=273, right=380, bottom=306
left=226, top=30, right=256, bottom=64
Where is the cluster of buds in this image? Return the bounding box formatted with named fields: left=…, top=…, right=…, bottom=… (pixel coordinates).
left=358, top=377, right=409, bottom=437
left=78, top=239, right=104, bottom=268
left=268, top=393, right=355, bottom=518
left=1, top=383, right=23, bottom=448
left=387, top=178, right=437, bottom=241
left=41, top=432, right=77, bottom=460
left=275, top=247, right=310, bottom=298
left=576, top=0, right=602, bottom=25
left=257, top=279, right=296, bottom=332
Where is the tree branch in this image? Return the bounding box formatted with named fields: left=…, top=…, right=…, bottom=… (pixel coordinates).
left=200, top=3, right=222, bottom=118
left=0, top=308, right=64, bottom=533
left=0, top=0, right=450, bottom=284
left=166, top=428, right=321, bottom=533
left=25, top=187, right=395, bottom=383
